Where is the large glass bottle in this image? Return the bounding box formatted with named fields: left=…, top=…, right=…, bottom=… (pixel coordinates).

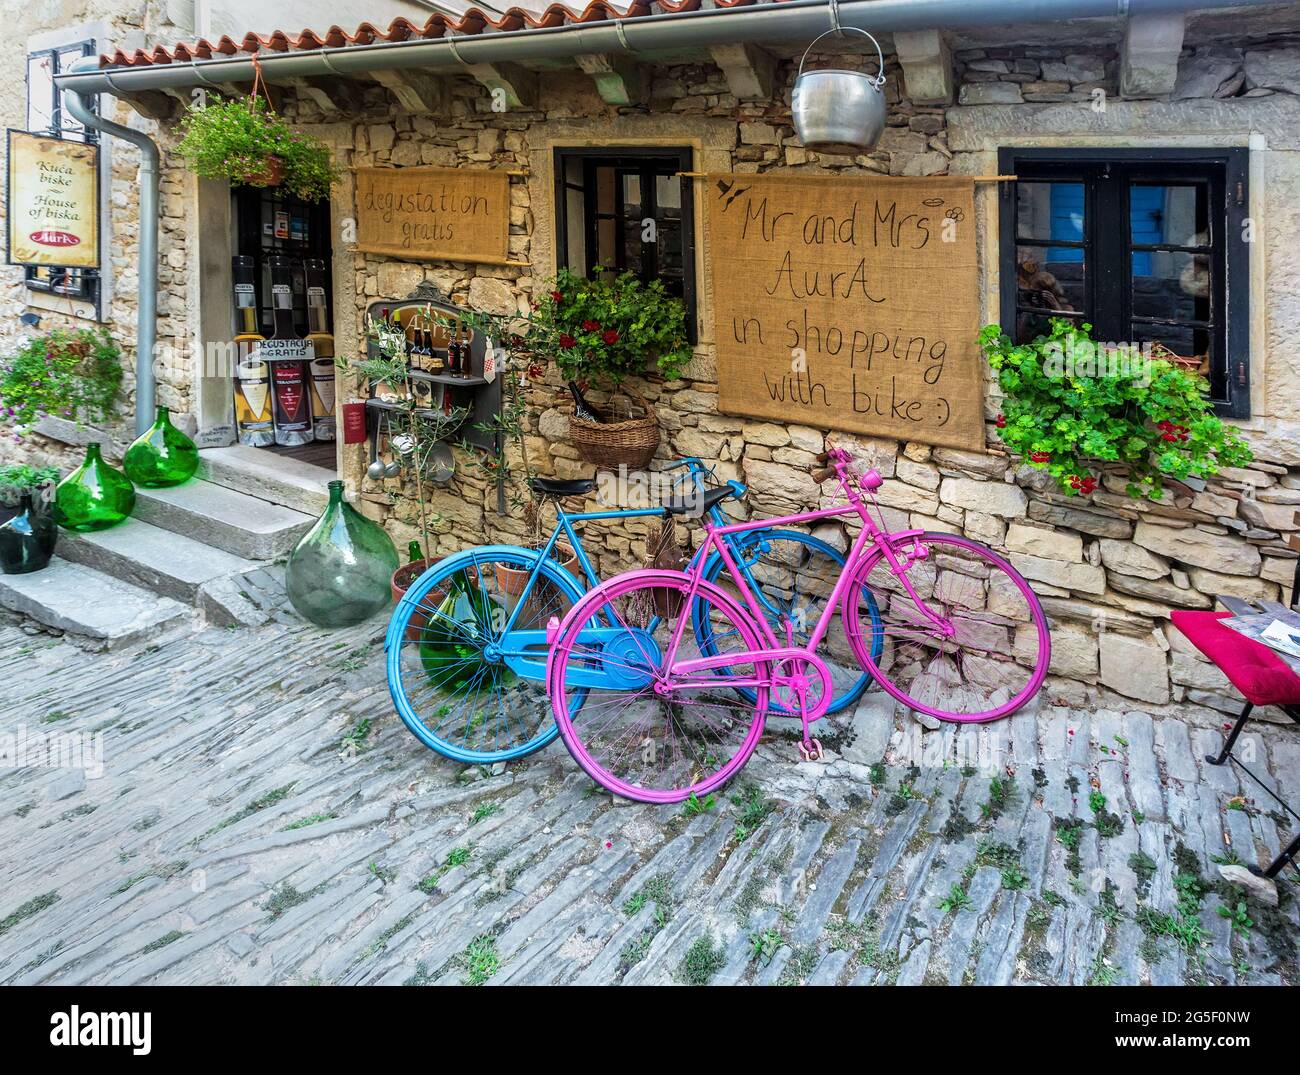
left=232, top=254, right=273, bottom=447
left=0, top=489, right=57, bottom=574
left=54, top=442, right=136, bottom=532
left=284, top=480, right=399, bottom=627
left=267, top=254, right=314, bottom=447
left=418, top=568, right=513, bottom=694
left=123, top=405, right=199, bottom=488
left=304, top=258, right=336, bottom=442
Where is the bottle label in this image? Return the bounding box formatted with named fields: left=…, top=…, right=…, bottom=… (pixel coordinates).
left=271, top=362, right=310, bottom=429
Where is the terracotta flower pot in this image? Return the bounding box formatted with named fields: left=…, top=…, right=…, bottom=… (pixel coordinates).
left=392, top=555, right=442, bottom=642
left=247, top=155, right=284, bottom=188
left=495, top=543, right=580, bottom=598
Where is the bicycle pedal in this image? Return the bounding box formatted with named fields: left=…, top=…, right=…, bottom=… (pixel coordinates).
left=797, top=738, right=824, bottom=762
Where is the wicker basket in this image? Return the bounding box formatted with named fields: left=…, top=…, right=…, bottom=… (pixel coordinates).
left=567, top=383, right=660, bottom=470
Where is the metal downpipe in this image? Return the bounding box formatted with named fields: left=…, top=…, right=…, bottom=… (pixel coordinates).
left=63, top=57, right=160, bottom=438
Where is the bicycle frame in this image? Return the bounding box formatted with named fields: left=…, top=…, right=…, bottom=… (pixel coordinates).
left=471, top=457, right=807, bottom=677
left=656, top=460, right=955, bottom=723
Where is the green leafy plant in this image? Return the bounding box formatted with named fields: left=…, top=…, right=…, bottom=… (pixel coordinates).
left=981, top=318, right=1252, bottom=499
left=0, top=464, right=59, bottom=506
left=468, top=267, right=691, bottom=391
left=175, top=96, right=340, bottom=202
left=0, top=327, right=121, bottom=439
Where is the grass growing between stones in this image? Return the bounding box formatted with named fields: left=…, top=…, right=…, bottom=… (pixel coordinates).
left=0, top=890, right=59, bottom=938
left=825, top=913, right=900, bottom=981
left=460, top=934, right=501, bottom=985
left=417, top=846, right=473, bottom=894
left=204, top=782, right=296, bottom=839
left=730, top=784, right=773, bottom=842
left=140, top=930, right=183, bottom=955
left=678, top=935, right=724, bottom=985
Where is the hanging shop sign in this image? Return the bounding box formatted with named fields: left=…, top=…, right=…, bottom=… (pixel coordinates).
left=353, top=166, right=511, bottom=265
left=6, top=130, right=99, bottom=269
left=705, top=173, right=984, bottom=451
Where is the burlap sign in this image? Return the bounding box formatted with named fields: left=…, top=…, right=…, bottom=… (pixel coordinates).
left=354, top=167, right=510, bottom=264
left=704, top=173, right=984, bottom=450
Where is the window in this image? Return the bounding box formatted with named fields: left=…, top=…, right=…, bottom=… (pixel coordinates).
left=24, top=38, right=99, bottom=304
left=553, top=147, right=697, bottom=341
left=999, top=148, right=1250, bottom=417
left=232, top=186, right=332, bottom=337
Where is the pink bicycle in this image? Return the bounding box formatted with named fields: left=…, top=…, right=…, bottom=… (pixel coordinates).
left=545, top=446, right=1051, bottom=803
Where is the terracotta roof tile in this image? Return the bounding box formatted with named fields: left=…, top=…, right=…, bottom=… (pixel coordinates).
left=97, top=2, right=687, bottom=68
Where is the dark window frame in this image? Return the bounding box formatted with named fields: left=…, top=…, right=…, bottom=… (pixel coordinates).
left=23, top=38, right=100, bottom=309
left=553, top=145, right=697, bottom=344
left=998, top=146, right=1250, bottom=418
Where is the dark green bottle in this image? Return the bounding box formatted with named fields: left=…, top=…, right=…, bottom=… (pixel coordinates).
left=418, top=568, right=511, bottom=694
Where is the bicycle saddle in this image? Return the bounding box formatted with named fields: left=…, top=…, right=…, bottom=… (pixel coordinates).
left=529, top=477, right=595, bottom=497
left=661, top=483, right=741, bottom=516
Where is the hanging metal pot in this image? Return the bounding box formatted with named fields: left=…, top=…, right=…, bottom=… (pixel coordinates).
left=792, top=26, right=887, bottom=155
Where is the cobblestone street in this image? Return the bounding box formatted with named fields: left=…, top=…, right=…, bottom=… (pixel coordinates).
left=2, top=615, right=1297, bottom=986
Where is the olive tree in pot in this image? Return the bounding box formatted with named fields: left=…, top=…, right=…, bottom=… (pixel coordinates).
left=446, top=308, right=580, bottom=598
left=340, top=313, right=469, bottom=634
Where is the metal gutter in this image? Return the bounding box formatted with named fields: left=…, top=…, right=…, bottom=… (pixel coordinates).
left=63, top=58, right=161, bottom=437
left=56, top=0, right=1275, bottom=95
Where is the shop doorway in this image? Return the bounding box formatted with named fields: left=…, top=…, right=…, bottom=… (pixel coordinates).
left=230, top=185, right=336, bottom=472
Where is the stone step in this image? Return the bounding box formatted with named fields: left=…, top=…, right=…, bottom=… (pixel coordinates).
left=197, top=445, right=333, bottom=517
left=132, top=480, right=315, bottom=560
left=0, top=558, right=190, bottom=650
left=57, top=517, right=263, bottom=604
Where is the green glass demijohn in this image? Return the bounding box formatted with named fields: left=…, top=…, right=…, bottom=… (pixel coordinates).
left=285, top=480, right=399, bottom=628
left=54, top=442, right=136, bottom=532
left=123, top=405, right=199, bottom=487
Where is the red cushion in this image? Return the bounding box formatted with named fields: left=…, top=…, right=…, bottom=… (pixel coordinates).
left=1171, top=609, right=1300, bottom=706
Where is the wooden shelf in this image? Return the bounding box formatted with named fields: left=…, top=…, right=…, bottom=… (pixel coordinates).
left=406, top=367, right=488, bottom=387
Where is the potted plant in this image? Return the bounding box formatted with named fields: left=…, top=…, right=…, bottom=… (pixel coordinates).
left=980, top=318, right=1253, bottom=499
left=487, top=267, right=692, bottom=470
left=0, top=464, right=59, bottom=574
left=0, top=327, right=121, bottom=441
left=175, top=96, right=341, bottom=202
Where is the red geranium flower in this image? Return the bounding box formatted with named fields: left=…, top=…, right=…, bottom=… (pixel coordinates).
left=550, top=290, right=563, bottom=302
left=582, top=320, right=600, bottom=332
left=602, top=329, right=619, bottom=345
left=995, top=414, right=1006, bottom=429
left=1030, top=451, right=1051, bottom=463
left=559, top=333, right=576, bottom=348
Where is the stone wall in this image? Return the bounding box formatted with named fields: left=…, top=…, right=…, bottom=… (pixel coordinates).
left=293, top=32, right=1300, bottom=719
left=0, top=1, right=199, bottom=472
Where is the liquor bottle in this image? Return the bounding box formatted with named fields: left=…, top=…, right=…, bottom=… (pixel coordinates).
left=232, top=255, right=274, bottom=447
left=569, top=382, right=601, bottom=424
left=304, top=259, right=335, bottom=442
left=268, top=254, right=314, bottom=447
left=449, top=324, right=464, bottom=376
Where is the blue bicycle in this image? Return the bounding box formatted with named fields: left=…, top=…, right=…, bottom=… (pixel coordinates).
left=385, top=458, right=881, bottom=764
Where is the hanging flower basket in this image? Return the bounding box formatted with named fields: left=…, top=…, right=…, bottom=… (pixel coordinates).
left=567, top=384, right=660, bottom=471
left=246, top=154, right=285, bottom=188
left=173, top=88, right=340, bottom=202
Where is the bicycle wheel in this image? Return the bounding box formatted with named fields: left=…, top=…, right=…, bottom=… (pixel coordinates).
left=842, top=532, right=1050, bottom=723
left=695, top=528, right=880, bottom=715
left=386, top=545, right=585, bottom=764
left=549, top=569, right=770, bottom=803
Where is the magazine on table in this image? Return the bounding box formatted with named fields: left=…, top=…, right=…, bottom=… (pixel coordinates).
left=1220, top=609, right=1300, bottom=676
